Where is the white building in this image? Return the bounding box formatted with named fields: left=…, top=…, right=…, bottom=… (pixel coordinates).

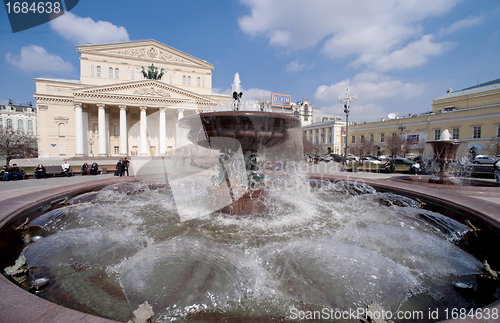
left=33, top=40, right=229, bottom=158
left=0, top=100, right=37, bottom=135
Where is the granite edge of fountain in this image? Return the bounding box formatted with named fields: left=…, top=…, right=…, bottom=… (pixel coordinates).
left=0, top=176, right=136, bottom=323
left=0, top=174, right=498, bottom=322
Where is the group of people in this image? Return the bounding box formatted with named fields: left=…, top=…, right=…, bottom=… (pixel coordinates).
left=114, top=158, right=130, bottom=177
left=1, top=164, right=25, bottom=181
left=80, top=162, right=99, bottom=176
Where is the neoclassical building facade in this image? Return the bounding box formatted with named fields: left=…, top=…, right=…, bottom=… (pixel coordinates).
left=33, top=40, right=229, bottom=158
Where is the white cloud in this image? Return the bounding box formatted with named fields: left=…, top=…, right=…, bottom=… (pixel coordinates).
left=5, top=45, right=73, bottom=74
left=219, top=86, right=271, bottom=101
left=353, top=35, right=455, bottom=72
left=314, top=72, right=425, bottom=103
left=49, top=12, right=130, bottom=45
left=439, top=15, right=483, bottom=35
left=239, top=0, right=459, bottom=70
left=286, top=60, right=314, bottom=74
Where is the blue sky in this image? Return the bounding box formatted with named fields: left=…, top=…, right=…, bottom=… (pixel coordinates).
left=1, top=0, right=499, bottom=122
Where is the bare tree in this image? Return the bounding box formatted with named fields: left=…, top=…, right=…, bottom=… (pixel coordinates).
left=0, top=129, right=38, bottom=167
left=361, top=140, right=376, bottom=156
left=302, top=136, right=315, bottom=154
left=386, top=135, right=407, bottom=158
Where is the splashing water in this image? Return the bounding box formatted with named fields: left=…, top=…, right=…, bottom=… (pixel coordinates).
left=20, top=179, right=483, bottom=322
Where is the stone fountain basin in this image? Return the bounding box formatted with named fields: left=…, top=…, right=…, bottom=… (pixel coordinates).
left=1, top=174, right=499, bottom=323
left=178, top=111, right=301, bottom=153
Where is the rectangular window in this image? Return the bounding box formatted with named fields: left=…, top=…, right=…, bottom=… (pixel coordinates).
left=473, top=126, right=481, bottom=139
left=114, top=125, right=119, bottom=137
left=434, top=129, right=441, bottom=140
left=351, top=135, right=355, bottom=143
left=114, top=146, right=119, bottom=154
left=380, top=133, right=385, bottom=142
left=452, top=128, right=459, bottom=139
left=360, top=135, right=365, bottom=142
left=369, top=134, right=374, bottom=142
left=392, top=132, right=397, bottom=137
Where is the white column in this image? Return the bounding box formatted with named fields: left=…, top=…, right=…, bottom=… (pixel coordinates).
left=177, top=108, right=184, bottom=120
left=306, top=129, right=309, bottom=140
left=105, top=108, right=110, bottom=156
left=82, top=106, right=89, bottom=156
left=312, top=129, right=315, bottom=145
left=74, top=102, right=84, bottom=157
left=97, top=103, right=107, bottom=156
left=159, top=107, right=166, bottom=156
left=119, top=105, right=128, bottom=156
left=140, top=106, right=148, bottom=156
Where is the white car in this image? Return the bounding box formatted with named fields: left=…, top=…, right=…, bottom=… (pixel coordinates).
left=473, top=155, right=498, bottom=164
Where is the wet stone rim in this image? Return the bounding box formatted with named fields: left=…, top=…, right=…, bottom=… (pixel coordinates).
left=0, top=174, right=499, bottom=323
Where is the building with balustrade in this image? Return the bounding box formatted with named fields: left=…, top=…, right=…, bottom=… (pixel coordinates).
left=33, top=40, right=230, bottom=158
left=0, top=100, right=37, bottom=136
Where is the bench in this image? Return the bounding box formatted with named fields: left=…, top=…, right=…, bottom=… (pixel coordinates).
left=41, top=165, right=73, bottom=178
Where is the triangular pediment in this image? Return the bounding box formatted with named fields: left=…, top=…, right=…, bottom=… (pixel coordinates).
left=77, top=40, right=213, bottom=69
left=74, top=80, right=216, bottom=103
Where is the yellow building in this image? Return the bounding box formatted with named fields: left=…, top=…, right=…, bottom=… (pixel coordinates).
left=304, top=78, right=500, bottom=156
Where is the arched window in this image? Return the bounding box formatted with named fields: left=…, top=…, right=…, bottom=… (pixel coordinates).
left=197, top=77, right=200, bottom=87
left=109, top=68, right=113, bottom=78
left=97, top=66, right=101, bottom=77
left=17, top=119, right=23, bottom=130
left=182, top=76, right=186, bottom=85
left=187, top=76, right=191, bottom=86
left=7, top=119, right=12, bottom=129
left=114, top=125, right=119, bottom=137
left=27, top=120, right=33, bottom=130
left=90, top=65, right=94, bottom=76
left=115, top=68, right=119, bottom=79
left=131, top=69, right=135, bottom=80
left=169, top=74, right=172, bottom=84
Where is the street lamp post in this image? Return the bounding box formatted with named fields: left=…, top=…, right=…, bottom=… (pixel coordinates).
left=89, top=139, right=94, bottom=157
left=338, top=87, right=357, bottom=158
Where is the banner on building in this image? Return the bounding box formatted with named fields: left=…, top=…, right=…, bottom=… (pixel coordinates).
left=341, top=126, right=346, bottom=136
left=271, top=93, right=291, bottom=108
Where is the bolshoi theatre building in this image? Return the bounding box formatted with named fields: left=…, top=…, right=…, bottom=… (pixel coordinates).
left=33, top=40, right=230, bottom=158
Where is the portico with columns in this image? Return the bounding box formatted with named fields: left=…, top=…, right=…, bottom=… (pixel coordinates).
left=33, top=40, right=229, bottom=158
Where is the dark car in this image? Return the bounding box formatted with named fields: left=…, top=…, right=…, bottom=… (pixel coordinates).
left=393, top=157, right=413, bottom=165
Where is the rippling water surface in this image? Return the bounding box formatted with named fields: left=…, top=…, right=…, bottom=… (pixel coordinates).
left=21, top=176, right=482, bottom=322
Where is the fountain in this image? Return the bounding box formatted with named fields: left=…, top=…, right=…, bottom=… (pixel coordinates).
left=1, top=78, right=499, bottom=322
left=426, top=129, right=463, bottom=184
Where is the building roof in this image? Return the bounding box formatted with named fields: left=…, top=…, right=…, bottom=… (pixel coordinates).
left=435, top=78, right=500, bottom=101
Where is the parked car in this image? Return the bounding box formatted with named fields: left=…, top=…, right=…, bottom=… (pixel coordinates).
left=320, top=154, right=332, bottom=162
left=473, top=155, right=498, bottom=164
left=393, top=157, right=413, bottom=165
left=360, top=156, right=383, bottom=165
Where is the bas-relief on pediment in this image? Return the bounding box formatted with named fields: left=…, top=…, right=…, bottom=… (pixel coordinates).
left=80, top=83, right=206, bottom=101
left=103, top=46, right=195, bottom=65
